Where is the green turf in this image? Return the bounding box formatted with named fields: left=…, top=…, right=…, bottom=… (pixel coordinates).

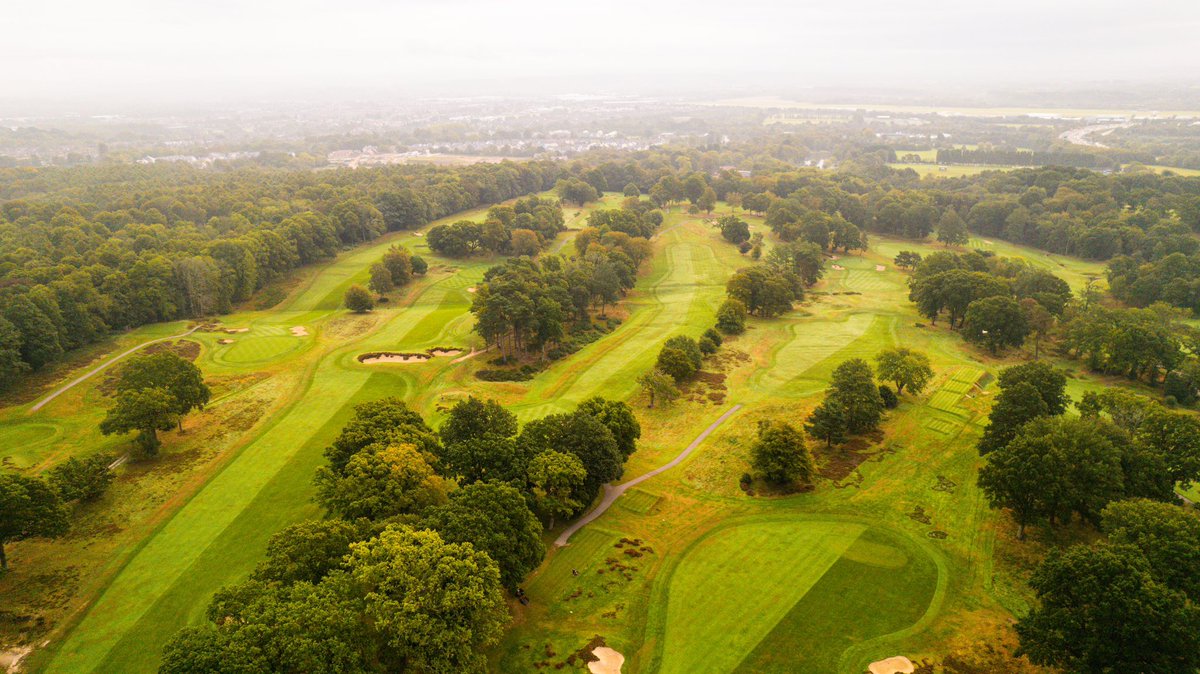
left=654, top=519, right=868, bottom=674
left=735, top=527, right=940, bottom=673
left=19, top=195, right=1124, bottom=674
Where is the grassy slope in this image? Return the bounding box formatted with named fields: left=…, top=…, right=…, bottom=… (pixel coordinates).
left=16, top=194, right=1115, bottom=673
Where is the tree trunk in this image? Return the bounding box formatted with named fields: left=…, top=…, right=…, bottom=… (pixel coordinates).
left=1017, top=521, right=1026, bottom=541
left=0, top=542, right=6, bottom=569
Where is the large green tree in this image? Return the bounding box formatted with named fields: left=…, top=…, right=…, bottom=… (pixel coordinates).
left=0, top=473, right=69, bottom=569
left=1016, top=543, right=1200, bottom=674
left=117, top=351, right=210, bottom=431
left=826, top=358, right=884, bottom=434
left=750, top=420, right=814, bottom=485
left=99, top=386, right=179, bottom=454
left=315, top=444, right=450, bottom=521
left=874, top=348, right=933, bottom=396
left=424, top=482, right=545, bottom=590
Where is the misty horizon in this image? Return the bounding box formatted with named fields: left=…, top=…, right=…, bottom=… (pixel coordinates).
left=4, top=0, right=1200, bottom=111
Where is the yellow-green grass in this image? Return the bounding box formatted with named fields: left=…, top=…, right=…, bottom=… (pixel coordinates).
left=16, top=190, right=1123, bottom=674
left=1126, top=164, right=1200, bottom=177
left=887, top=163, right=1024, bottom=178
left=870, top=235, right=1106, bottom=292
left=33, top=193, right=638, bottom=672
left=650, top=517, right=939, bottom=674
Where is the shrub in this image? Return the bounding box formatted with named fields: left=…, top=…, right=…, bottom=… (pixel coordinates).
left=716, top=299, right=748, bottom=334
left=703, top=327, right=723, bottom=347
left=698, top=335, right=718, bottom=355
left=879, top=384, right=899, bottom=409
left=344, top=284, right=374, bottom=313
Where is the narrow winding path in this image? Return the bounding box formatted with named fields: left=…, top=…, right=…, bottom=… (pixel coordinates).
left=29, top=326, right=200, bottom=413
left=555, top=403, right=744, bottom=547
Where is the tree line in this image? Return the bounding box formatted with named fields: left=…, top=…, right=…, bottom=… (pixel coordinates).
left=0, top=160, right=563, bottom=389
left=976, top=361, right=1200, bottom=672
left=425, top=197, right=565, bottom=258
left=158, top=394, right=639, bottom=673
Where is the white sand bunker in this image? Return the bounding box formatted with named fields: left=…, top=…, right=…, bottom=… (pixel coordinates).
left=358, top=352, right=431, bottom=364
left=831, top=264, right=846, bottom=271
left=428, top=348, right=463, bottom=357
left=290, top=326, right=309, bottom=336
left=875, top=265, right=886, bottom=271
left=982, top=240, right=994, bottom=245
left=217, top=339, right=235, bottom=345
left=466, top=287, right=477, bottom=293
left=224, top=327, right=249, bottom=334
left=869, top=656, right=914, bottom=674
left=588, top=647, right=624, bottom=674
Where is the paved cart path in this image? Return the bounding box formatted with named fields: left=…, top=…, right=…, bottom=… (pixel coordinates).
left=555, top=403, right=743, bottom=546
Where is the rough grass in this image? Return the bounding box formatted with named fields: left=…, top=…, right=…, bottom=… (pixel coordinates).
left=9, top=196, right=1124, bottom=674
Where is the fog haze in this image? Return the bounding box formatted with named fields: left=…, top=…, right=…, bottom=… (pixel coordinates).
left=3, top=0, right=1199, bottom=106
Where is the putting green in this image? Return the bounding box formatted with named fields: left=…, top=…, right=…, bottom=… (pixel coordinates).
left=654, top=519, right=939, bottom=674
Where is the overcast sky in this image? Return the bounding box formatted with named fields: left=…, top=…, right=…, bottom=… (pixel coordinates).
left=3, top=0, right=1199, bottom=106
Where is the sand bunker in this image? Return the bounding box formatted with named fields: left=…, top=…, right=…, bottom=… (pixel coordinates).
left=224, top=327, right=249, bottom=334
left=466, top=287, right=477, bottom=293
left=0, top=646, right=33, bottom=672
left=830, top=255, right=840, bottom=260
left=588, top=647, right=625, bottom=674
left=831, top=264, right=846, bottom=271
left=290, top=326, right=309, bottom=337
left=217, top=339, right=235, bottom=345
left=428, top=348, right=463, bottom=357
left=358, top=352, right=431, bottom=364
left=982, top=240, right=994, bottom=245
left=875, top=265, right=886, bottom=271
left=868, top=656, right=914, bottom=674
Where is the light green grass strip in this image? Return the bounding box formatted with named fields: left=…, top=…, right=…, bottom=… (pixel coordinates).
left=658, top=520, right=865, bottom=674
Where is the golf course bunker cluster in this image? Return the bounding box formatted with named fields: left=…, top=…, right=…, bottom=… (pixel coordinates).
left=357, top=347, right=464, bottom=364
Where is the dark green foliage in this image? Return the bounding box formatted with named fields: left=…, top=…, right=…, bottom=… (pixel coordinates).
left=0, top=473, right=69, bottom=569
left=48, top=454, right=115, bottom=503
left=997, top=361, right=1070, bottom=415
left=702, top=327, right=723, bottom=347
left=698, top=335, right=718, bottom=355
left=805, top=398, right=848, bottom=447
left=322, top=397, right=437, bottom=475
left=726, top=265, right=800, bottom=317
left=160, top=526, right=507, bottom=674
left=576, top=397, right=641, bottom=459
left=439, top=396, right=518, bottom=446
left=718, top=215, right=750, bottom=244
left=314, top=445, right=450, bottom=521
left=750, top=420, right=814, bottom=485
left=1016, top=543, right=1200, bottom=674
left=874, top=347, right=933, bottom=395
left=893, top=251, right=922, bottom=269
left=978, top=382, right=1051, bottom=455
left=518, top=410, right=622, bottom=508
left=99, top=386, right=179, bottom=455
left=716, top=298, right=748, bottom=334
left=878, top=384, right=899, bottom=409
left=1102, top=499, right=1200, bottom=601
left=252, top=520, right=363, bottom=586
left=410, top=255, right=428, bottom=275
left=424, top=482, right=545, bottom=590
left=979, top=417, right=1125, bottom=538
left=827, top=358, right=884, bottom=434
left=1061, top=306, right=1182, bottom=384
left=343, top=284, right=374, bottom=313
left=962, top=295, right=1029, bottom=354
left=117, top=351, right=211, bottom=428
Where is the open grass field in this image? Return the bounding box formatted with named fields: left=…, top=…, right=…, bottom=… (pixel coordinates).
left=887, top=162, right=1026, bottom=177
left=4, top=193, right=1120, bottom=673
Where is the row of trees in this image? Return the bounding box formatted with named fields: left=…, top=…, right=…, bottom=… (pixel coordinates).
left=724, top=240, right=825, bottom=318
left=161, top=394, right=639, bottom=672
left=974, top=365, right=1200, bottom=672
left=905, top=249, right=1071, bottom=355
left=978, top=362, right=1199, bottom=538
left=469, top=205, right=660, bottom=359
left=0, top=160, right=565, bottom=389
left=425, top=197, right=565, bottom=258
